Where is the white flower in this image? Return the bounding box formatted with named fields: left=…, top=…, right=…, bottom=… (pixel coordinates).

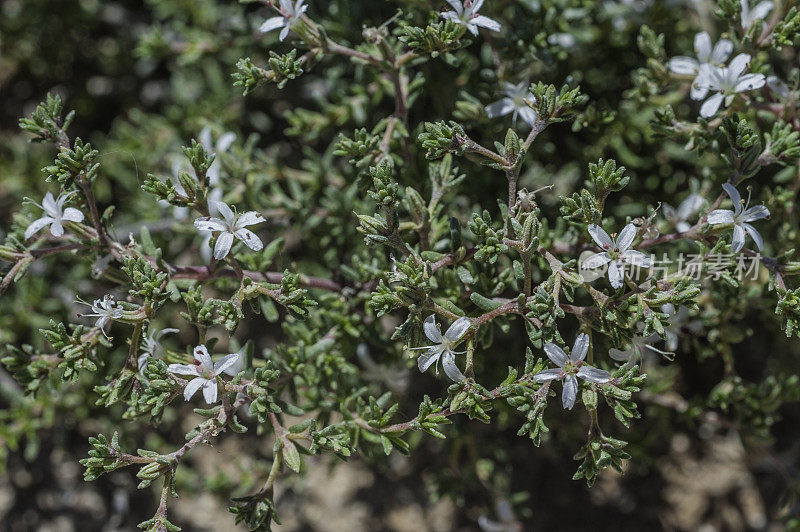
left=695, top=54, right=765, bottom=118
left=766, top=75, right=793, bottom=99
left=25, top=191, right=85, bottom=240
left=259, top=0, right=308, bottom=41
left=609, top=334, right=672, bottom=367
left=167, top=345, right=241, bottom=404
left=410, top=314, right=471, bottom=382
left=138, top=327, right=180, bottom=372
left=193, top=201, right=265, bottom=260
left=485, top=82, right=538, bottom=128
left=668, top=32, right=733, bottom=100
left=581, top=223, right=651, bottom=289
left=198, top=127, right=236, bottom=187
left=740, top=0, right=773, bottom=29
left=660, top=303, right=703, bottom=352
left=440, top=0, right=501, bottom=36
left=707, top=183, right=769, bottom=252
left=533, top=333, right=611, bottom=410
left=79, top=295, right=124, bottom=338
left=663, top=193, right=704, bottom=233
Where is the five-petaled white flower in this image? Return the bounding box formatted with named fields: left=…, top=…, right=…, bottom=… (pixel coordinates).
left=194, top=201, right=265, bottom=260
left=168, top=345, right=240, bottom=404
left=25, top=191, right=85, bottom=240
left=663, top=193, right=704, bottom=233
left=138, top=327, right=180, bottom=372
left=740, top=0, right=773, bottom=29
left=707, top=183, right=769, bottom=252
left=533, top=333, right=612, bottom=410
left=441, top=0, right=501, bottom=36
left=78, top=295, right=124, bottom=338
left=410, top=314, right=471, bottom=382
left=668, top=32, right=733, bottom=100
left=259, top=0, right=308, bottom=41
left=582, top=223, right=651, bottom=289
left=485, top=82, right=538, bottom=128
left=695, top=54, right=765, bottom=118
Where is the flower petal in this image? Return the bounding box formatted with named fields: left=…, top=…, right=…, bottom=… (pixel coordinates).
left=184, top=377, right=206, bottom=401
left=216, top=132, right=236, bottom=153
left=587, top=224, right=613, bottom=248
left=742, top=205, right=769, bottom=222
left=707, top=209, right=735, bottom=224
left=735, top=73, right=765, bottom=92
left=194, top=217, right=227, bottom=232
left=722, top=183, right=742, bottom=212
left=156, top=327, right=180, bottom=340
left=710, top=39, right=734, bottom=64
left=690, top=79, right=710, bottom=100
left=577, top=365, right=612, bottom=383
left=417, top=347, right=441, bottom=373
left=236, top=211, right=266, bottom=227
left=234, top=228, right=263, bottom=251
left=609, top=347, right=633, bottom=362
left=749, top=1, right=774, bottom=23
left=533, top=368, right=563, bottom=382
left=423, top=314, right=442, bottom=343
left=699, top=93, right=725, bottom=118
left=24, top=216, right=54, bottom=239
left=444, top=316, right=471, bottom=342
left=570, top=333, right=590, bottom=362
left=41, top=192, right=57, bottom=216
left=214, top=353, right=241, bottom=375
left=743, top=223, right=764, bottom=251
left=440, top=11, right=462, bottom=24
left=581, top=252, right=611, bottom=270
left=193, top=345, right=214, bottom=370
left=694, top=32, right=712, bottom=62
left=202, top=379, right=218, bottom=404
left=518, top=106, right=538, bottom=128
left=728, top=53, right=751, bottom=79
left=485, top=98, right=515, bottom=118
left=615, top=223, right=637, bottom=251
left=731, top=223, right=746, bottom=252
left=214, top=232, right=234, bottom=259
left=543, top=342, right=568, bottom=367
left=168, top=363, right=200, bottom=376
left=444, top=0, right=463, bottom=15
left=260, top=16, right=286, bottom=34
left=49, top=220, right=64, bottom=237
left=471, top=15, right=501, bottom=32
left=608, top=260, right=624, bottom=288
left=441, top=352, right=465, bottom=382
left=677, top=194, right=704, bottom=219
left=562, top=374, right=578, bottom=410
left=61, top=207, right=84, bottom=223
left=622, top=250, right=651, bottom=267
left=668, top=57, right=699, bottom=75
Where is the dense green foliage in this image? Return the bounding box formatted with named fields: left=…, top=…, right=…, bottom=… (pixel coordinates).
left=1, top=0, right=800, bottom=529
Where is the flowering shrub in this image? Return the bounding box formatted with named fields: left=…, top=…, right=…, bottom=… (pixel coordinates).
left=2, top=0, right=800, bottom=529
